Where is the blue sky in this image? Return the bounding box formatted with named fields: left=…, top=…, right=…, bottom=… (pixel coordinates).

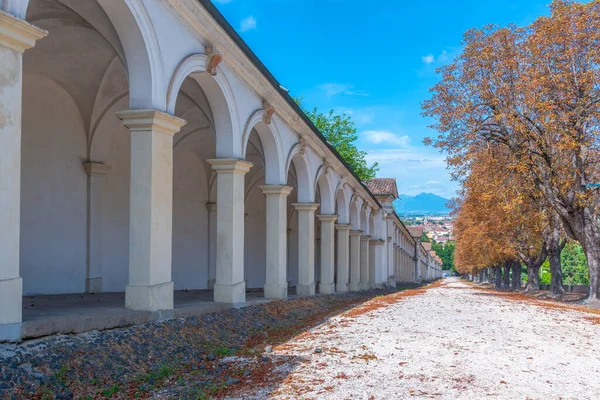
left=212, top=0, right=552, bottom=199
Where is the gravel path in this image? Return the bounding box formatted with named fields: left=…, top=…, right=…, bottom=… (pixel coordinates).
left=228, top=278, right=600, bottom=400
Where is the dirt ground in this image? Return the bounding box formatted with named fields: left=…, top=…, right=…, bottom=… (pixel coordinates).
left=224, top=278, right=600, bottom=400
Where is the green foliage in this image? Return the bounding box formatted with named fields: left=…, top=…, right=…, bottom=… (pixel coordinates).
left=420, top=233, right=431, bottom=243
left=432, top=241, right=456, bottom=272
left=296, top=98, right=379, bottom=181
left=561, top=242, right=589, bottom=285
left=536, top=242, right=589, bottom=285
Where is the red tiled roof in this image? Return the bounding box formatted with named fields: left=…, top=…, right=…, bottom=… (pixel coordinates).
left=407, top=226, right=424, bottom=238
left=366, top=178, right=398, bottom=197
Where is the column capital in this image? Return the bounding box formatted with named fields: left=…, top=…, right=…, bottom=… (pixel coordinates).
left=83, top=162, right=112, bottom=177
left=349, top=229, right=363, bottom=237
left=0, top=10, right=47, bottom=52
left=335, top=223, right=352, bottom=231
left=259, top=185, right=293, bottom=197
left=206, top=202, right=217, bottom=212
left=292, top=203, right=319, bottom=213
left=317, top=214, right=338, bottom=223
left=360, top=235, right=372, bottom=242
left=371, top=239, right=385, bottom=246
left=116, top=109, right=186, bottom=136
left=207, top=158, right=253, bottom=174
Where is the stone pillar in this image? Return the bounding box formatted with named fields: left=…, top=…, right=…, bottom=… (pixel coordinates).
left=117, top=109, right=186, bottom=312
left=360, top=235, right=371, bottom=290
left=292, top=203, right=319, bottom=296
left=335, top=224, right=351, bottom=292
left=349, top=230, right=362, bottom=291
left=260, top=185, right=293, bottom=299
left=207, top=159, right=253, bottom=303
left=0, top=11, right=47, bottom=342
left=368, top=241, right=377, bottom=289
left=206, top=202, right=217, bottom=289
left=317, top=215, right=338, bottom=294
left=387, top=237, right=395, bottom=288
left=83, top=162, right=112, bottom=294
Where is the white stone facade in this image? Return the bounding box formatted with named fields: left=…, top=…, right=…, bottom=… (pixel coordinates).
left=0, top=0, right=440, bottom=341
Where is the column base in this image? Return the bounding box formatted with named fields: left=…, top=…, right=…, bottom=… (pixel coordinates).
left=388, top=277, right=397, bottom=288
left=126, top=281, right=174, bottom=311
left=360, top=282, right=370, bottom=291
left=264, top=283, right=287, bottom=299
left=207, top=279, right=215, bottom=290
left=86, top=277, right=102, bottom=294
left=318, top=283, right=335, bottom=294
left=214, top=281, right=245, bottom=304
left=297, top=283, right=315, bottom=297
left=349, top=283, right=360, bottom=292
left=336, top=283, right=349, bottom=293
left=0, top=276, right=22, bottom=321
left=0, top=322, right=21, bottom=343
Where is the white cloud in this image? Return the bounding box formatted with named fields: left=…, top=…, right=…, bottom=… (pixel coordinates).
left=240, top=15, right=257, bottom=32
left=319, top=83, right=369, bottom=98
left=334, top=107, right=375, bottom=125
left=422, top=54, right=434, bottom=64
left=364, top=147, right=457, bottom=198
left=422, top=50, right=449, bottom=65
left=362, top=130, right=410, bottom=146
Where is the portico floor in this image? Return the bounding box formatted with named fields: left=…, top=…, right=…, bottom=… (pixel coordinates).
left=20, top=289, right=299, bottom=341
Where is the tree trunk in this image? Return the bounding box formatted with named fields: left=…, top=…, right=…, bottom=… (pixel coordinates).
left=526, top=265, right=540, bottom=292
left=503, top=263, right=511, bottom=289
left=573, top=208, right=600, bottom=304
left=511, top=261, right=520, bottom=290
left=494, top=266, right=502, bottom=289
left=545, top=213, right=565, bottom=296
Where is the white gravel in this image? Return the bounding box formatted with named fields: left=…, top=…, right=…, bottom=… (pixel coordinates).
left=230, top=278, right=600, bottom=400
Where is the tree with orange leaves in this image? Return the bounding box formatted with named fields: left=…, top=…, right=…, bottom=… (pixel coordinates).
left=423, top=0, right=600, bottom=303
left=452, top=148, right=548, bottom=291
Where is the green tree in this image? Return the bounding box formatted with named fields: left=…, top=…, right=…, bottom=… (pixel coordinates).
left=296, top=99, right=379, bottom=181
left=537, top=242, right=589, bottom=285
left=432, top=241, right=456, bottom=272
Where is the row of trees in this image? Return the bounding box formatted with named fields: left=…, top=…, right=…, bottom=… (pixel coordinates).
left=423, top=0, right=600, bottom=301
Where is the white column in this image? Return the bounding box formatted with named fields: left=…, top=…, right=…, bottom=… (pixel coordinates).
left=368, top=241, right=377, bottom=289
left=387, top=236, right=395, bottom=288
left=360, top=235, right=371, bottom=290
left=207, top=159, right=253, bottom=303
left=260, top=185, right=293, bottom=299
left=292, top=203, right=319, bottom=296
left=0, top=11, right=47, bottom=342
left=83, top=162, right=111, bottom=293
left=117, top=109, right=186, bottom=312
left=206, top=202, right=217, bottom=289
left=349, top=230, right=362, bottom=291
left=372, top=240, right=385, bottom=289
left=335, top=224, right=351, bottom=292
left=317, top=214, right=337, bottom=294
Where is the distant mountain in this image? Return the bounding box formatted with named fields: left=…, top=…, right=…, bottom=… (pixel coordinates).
left=393, top=193, right=451, bottom=215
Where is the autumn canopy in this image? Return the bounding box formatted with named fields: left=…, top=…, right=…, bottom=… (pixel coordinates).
left=423, top=0, right=600, bottom=301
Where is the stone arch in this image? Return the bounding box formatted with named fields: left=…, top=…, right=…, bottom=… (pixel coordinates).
left=93, top=0, right=164, bottom=110
left=241, top=110, right=284, bottom=185
left=315, top=167, right=335, bottom=215
left=286, top=144, right=314, bottom=203
left=360, top=206, right=371, bottom=236
left=335, top=184, right=350, bottom=224
left=349, top=196, right=362, bottom=230
left=167, top=53, right=241, bottom=158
